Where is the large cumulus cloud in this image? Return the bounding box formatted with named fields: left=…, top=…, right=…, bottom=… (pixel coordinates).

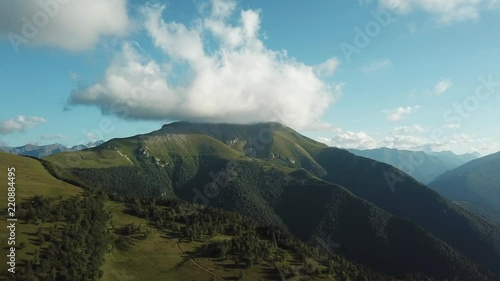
left=67, top=0, right=342, bottom=130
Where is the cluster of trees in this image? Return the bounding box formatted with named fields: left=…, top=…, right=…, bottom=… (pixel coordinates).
left=11, top=189, right=111, bottom=281
left=71, top=165, right=172, bottom=197
left=113, top=195, right=412, bottom=281
left=114, top=223, right=151, bottom=250
left=4, top=182, right=437, bottom=281
left=201, top=232, right=287, bottom=267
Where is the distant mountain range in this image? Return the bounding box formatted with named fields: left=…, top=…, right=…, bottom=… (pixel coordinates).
left=429, top=151, right=500, bottom=223
left=425, top=149, right=480, bottom=166
left=0, top=140, right=105, bottom=158
left=347, top=147, right=480, bottom=184
left=39, top=122, right=500, bottom=280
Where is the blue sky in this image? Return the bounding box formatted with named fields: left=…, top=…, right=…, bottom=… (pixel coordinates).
left=0, top=0, right=499, bottom=155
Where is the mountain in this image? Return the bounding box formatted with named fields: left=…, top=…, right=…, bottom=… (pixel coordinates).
left=347, top=148, right=479, bottom=184
left=0, top=140, right=105, bottom=158
left=1, top=143, right=73, bottom=157
left=429, top=151, right=500, bottom=223
left=425, top=149, right=481, bottom=167
left=2, top=151, right=407, bottom=281
left=43, top=122, right=500, bottom=280
left=70, top=140, right=106, bottom=151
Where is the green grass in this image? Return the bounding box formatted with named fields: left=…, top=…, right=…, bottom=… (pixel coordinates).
left=45, top=149, right=133, bottom=169
left=100, top=201, right=207, bottom=281
left=100, top=201, right=291, bottom=281
left=0, top=152, right=82, bottom=198
left=0, top=152, right=320, bottom=281
left=0, top=152, right=82, bottom=271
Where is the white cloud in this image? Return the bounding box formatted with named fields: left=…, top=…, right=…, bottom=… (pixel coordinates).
left=85, top=132, right=99, bottom=141
left=68, top=1, right=340, bottom=130
left=318, top=128, right=378, bottom=149
left=40, top=134, right=65, bottom=140
left=318, top=122, right=498, bottom=155
left=317, top=123, right=498, bottom=155
left=378, top=0, right=499, bottom=24
left=469, top=140, right=500, bottom=156
left=382, top=105, right=421, bottom=122
left=380, top=125, right=477, bottom=152
left=393, top=124, right=425, bottom=134
left=210, top=0, right=237, bottom=18
left=444, top=123, right=460, bottom=129
left=383, top=133, right=429, bottom=150
left=433, top=79, right=453, bottom=95
left=382, top=127, right=477, bottom=152
left=361, top=59, right=392, bottom=73
left=0, top=0, right=130, bottom=51
left=314, top=57, right=341, bottom=77
left=0, top=115, right=46, bottom=135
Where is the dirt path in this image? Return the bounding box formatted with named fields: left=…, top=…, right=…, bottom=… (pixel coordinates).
left=176, top=241, right=225, bottom=280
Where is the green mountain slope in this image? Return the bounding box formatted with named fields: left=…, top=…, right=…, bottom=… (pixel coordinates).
left=315, top=148, right=500, bottom=276
left=1, top=152, right=420, bottom=281
left=429, top=151, right=500, bottom=223
left=41, top=122, right=500, bottom=280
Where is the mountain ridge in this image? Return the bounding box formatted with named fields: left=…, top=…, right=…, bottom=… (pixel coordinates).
left=42, top=121, right=500, bottom=280
left=0, top=140, right=105, bottom=158
left=429, top=151, right=500, bottom=223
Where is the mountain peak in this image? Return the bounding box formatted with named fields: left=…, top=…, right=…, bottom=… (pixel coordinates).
left=161, top=120, right=286, bottom=130
left=155, top=121, right=289, bottom=138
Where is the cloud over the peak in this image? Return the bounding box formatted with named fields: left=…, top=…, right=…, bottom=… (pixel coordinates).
left=68, top=0, right=341, bottom=130
left=0, top=0, right=130, bottom=51
left=0, top=115, right=46, bottom=135
left=378, top=0, right=499, bottom=24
